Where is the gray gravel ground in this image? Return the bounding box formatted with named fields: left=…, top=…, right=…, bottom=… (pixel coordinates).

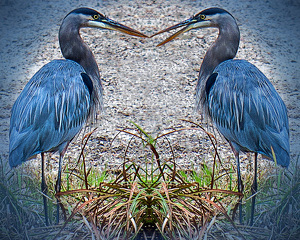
left=0, top=0, right=299, bottom=176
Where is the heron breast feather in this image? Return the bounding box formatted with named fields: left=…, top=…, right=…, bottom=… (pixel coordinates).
left=9, top=59, right=92, bottom=163
left=207, top=59, right=289, bottom=159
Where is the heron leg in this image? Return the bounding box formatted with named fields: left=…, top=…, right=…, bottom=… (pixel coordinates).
left=55, top=143, right=69, bottom=224
left=236, top=153, right=243, bottom=224
left=41, top=153, right=49, bottom=226
left=55, top=153, right=63, bottom=224
left=250, top=153, right=258, bottom=226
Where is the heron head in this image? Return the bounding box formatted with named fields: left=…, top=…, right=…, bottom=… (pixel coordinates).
left=65, top=8, right=148, bottom=38
left=153, top=8, right=234, bottom=46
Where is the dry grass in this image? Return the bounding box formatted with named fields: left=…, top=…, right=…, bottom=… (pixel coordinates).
left=55, top=121, right=242, bottom=240
left=0, top=121, right=298, bottom=240
left=253, top=159, right=300, bottom=239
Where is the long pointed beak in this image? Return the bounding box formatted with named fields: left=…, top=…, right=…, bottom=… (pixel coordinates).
left=155, top=24, right=195, bottom=47
left=153, top=18, right=209, bottom=46
left=151, top=18, right=193, bottom=37
left=88, top=18, right=148, bottom=38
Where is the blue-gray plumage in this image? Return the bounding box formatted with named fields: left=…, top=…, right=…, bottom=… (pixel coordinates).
left=9, top=7, right=147, bottom=225
left=9, top=60, right=91, bottom=167
left=208, top=59, right=290, bottom=167
left=154, top=7, right=290, bottom=225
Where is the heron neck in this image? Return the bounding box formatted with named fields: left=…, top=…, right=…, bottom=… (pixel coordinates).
left=59, top=18, right=100, bottom=81
left=59, top=16, right=103, bottom=116
left=201, top=21, right=239, bottom=79
left=196, top=17, right=240, bottom=111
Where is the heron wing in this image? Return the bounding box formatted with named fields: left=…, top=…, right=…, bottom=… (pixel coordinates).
left=207, top=59, right=290, bottom=167
left=9, top=59, right=92, bottom=167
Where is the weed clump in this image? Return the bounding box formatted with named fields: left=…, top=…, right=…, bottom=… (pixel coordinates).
left=57, top=122, right=242, bottom=239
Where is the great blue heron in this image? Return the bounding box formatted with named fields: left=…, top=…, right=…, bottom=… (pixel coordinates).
left=9, top=7, right=147, bottom=225
left=153, top=8, right=290, bottom=225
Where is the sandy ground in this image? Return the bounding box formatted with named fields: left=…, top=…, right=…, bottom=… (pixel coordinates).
left=0, top=0, right=299, bottom=175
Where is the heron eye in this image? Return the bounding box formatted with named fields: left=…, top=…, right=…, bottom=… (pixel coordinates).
left=200, top=14, right=206, bottom=20
left=93, top=15, right=99, bottom=20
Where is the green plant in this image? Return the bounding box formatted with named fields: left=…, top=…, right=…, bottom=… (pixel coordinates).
left=56, top=121, right=242, bottom=239
left=254, top=157, right=300, bottom=239
left=2, top=121, right=293, bottom=239
left=0, top=157, right=44, bottom=239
